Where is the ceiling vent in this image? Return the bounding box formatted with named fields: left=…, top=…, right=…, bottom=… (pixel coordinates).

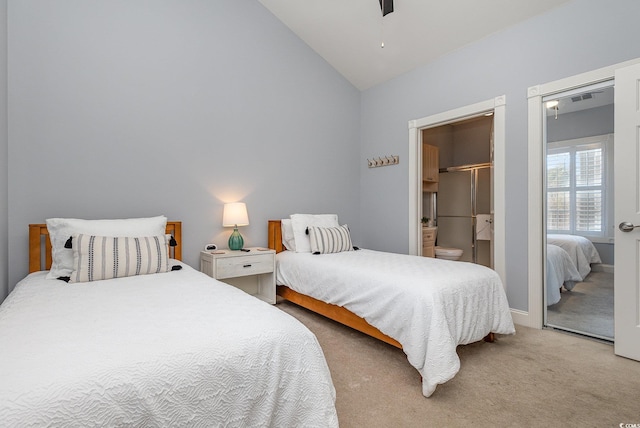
left=571, top=93, right=595, bottom=102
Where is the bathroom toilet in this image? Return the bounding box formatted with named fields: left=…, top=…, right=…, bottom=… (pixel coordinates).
left=435, top=246, right=463, bottom=261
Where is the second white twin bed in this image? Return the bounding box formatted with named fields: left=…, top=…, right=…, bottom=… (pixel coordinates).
left=270, top=215, right=515, bottom=398
left=547, top=234, right=602, bottom=280
left=276, top=249, right=515, bottom=397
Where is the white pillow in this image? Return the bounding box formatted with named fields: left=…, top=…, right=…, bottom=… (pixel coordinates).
left=281, top=219, right=296, bottom=251
left=309, top=224, right=353, bottom=254
left=46, top=216, right=167, bottom=279
left=69, top=234, right=171, bottom=283
left=289, top=214, right=339, bottom=253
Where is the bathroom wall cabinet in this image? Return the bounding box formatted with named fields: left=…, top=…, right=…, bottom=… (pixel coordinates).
left=423, top=144, right=439, bottom=192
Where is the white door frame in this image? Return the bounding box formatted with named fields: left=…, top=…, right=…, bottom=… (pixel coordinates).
left=527, top=58, right=640, bottom=329
left=408, top=95, right=507, bottom=289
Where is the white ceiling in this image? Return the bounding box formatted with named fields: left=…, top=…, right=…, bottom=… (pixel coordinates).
left=258, top=0, right=571, bottom=90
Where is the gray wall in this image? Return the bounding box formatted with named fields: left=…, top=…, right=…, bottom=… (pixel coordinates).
left=423, top=126, right=454, bottom=167
left=594, top=243, right=613, bottom=266
left=0, top=0, right=6, bottom=302
left=6, top=0, right=360, bottom=293
left=359, top=0, right=640, bottom=311
left=451, top=118, right=492, bottom=167
left=4, top=0, right=639, bottom=312
left=547, top=104, right=614, bottom=142
left=423, top=117, right=492, bottom=169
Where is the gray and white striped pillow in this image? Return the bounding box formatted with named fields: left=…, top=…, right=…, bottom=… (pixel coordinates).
left=69, top=234, right=170, bottom=283
left=308, top=224, right=353, bottom=254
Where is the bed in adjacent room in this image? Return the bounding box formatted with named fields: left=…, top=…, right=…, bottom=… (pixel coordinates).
left=546, top=244, right=582, bottom=306
left=547, top=234, right=602, bottom=280
left=0, top=217, right=338, bottom=427
left=268, top=215, right=515, bottom=398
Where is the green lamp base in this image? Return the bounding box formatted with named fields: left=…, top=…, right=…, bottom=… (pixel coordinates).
left=228, top=228, right=244, bottom=250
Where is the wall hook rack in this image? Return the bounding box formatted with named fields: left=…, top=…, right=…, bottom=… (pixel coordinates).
left=367, top=155, right=399, bottom=168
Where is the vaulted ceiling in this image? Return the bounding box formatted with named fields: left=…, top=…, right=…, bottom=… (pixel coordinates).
left=258, top=0, right=571, bottom=90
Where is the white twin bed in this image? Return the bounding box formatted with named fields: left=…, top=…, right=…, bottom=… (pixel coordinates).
left=547, top=234, right=602, bottom=280
left=268, top=215, right=515, bottom=398
left=546, top=244, right=582, bottom=306
left=545, top=234, right=602, bottom=306
left=0, top=218, right=338, bottom=427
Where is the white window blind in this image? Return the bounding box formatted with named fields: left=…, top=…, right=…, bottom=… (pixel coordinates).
left=546, top=136, right=609, bottom=237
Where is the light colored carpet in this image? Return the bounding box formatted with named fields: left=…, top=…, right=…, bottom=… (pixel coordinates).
left=276, top=300, right=640, bottom=428
left=547, top=271, right=613, bottom=339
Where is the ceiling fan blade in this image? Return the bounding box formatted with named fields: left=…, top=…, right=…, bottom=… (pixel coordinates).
left=379, top=0, right=394, bottom=16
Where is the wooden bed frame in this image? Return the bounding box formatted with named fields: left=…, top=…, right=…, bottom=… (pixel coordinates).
left=268, top=220, right=494, bottom=347
left=268, top=220, right=403, bottom=348
left=28, top=221, right=183, bottom=273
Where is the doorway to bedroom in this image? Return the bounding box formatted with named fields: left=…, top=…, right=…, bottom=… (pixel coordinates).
left=542, top=82, right=614, bottom=342
left=530, top=59, right=640, bottom=361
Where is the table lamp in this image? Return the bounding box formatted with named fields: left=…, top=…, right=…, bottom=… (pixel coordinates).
left=222, top=202, right=249, bottom=250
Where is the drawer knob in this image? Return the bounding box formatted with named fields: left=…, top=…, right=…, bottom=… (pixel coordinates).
left=243, top=264, right=252, bottom=268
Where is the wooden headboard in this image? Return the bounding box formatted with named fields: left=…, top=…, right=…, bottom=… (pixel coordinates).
left=28, top=221, right=183, bottom=273
left=267, top=220, right=285, bottom=254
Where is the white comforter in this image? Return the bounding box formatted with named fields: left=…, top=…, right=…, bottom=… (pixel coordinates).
left=0, top=263, right=337, bottom=427
left=547, top=234, right=602, bottom=280
left=546, top=244, right=582, bottom=305
left=275, top=249, right=515, bottom=397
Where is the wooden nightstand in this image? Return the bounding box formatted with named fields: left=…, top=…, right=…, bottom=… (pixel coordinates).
left=200, top=248, right=276, bottom=304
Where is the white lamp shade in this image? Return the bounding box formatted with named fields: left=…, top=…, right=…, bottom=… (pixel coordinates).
left=222, top=202, right=249, bottom=227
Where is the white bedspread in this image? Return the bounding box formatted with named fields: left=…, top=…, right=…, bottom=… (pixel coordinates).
left=546, top=244, right=582, bottom=305
left=547, top=234, right=602, bottom=280
left=0, top=263, right=337, bottom=427
left=275, top=249, right=515, bottom=397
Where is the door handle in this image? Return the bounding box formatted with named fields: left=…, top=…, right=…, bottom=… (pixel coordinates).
left=619, top=221, right=640, bottom=232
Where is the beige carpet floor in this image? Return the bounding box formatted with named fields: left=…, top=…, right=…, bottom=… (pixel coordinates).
left=276, top=300, right=640, bottom=428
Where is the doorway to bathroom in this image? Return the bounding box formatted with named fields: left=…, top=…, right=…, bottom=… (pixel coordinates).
left=422, top=116, right=493, bottom=267
left=408, top=96, right=507, bottom=289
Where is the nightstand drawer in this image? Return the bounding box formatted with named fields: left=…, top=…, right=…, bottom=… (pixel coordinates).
left=215, top=254, right=274, bottom=279
left=200, top=248, right=276, bottom=304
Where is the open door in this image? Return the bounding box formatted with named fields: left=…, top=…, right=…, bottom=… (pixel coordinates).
left=614, top=62, right=640, bottom=360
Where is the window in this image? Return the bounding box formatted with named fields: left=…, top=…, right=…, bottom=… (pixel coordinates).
left=546, top=135, right=612, bottom=238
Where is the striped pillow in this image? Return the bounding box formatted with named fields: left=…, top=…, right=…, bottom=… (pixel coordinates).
left=308, top=224, right=353, bottom=254
left=69, top=234, right=170, bottom=283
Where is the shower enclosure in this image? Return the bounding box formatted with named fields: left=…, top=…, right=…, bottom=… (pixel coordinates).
left=436, top=163, right=492, bottom=267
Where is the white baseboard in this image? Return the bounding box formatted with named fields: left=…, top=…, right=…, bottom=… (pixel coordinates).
left=591, top=263, right=613, bottom=273
left=510, top=309, right=535, bottom=328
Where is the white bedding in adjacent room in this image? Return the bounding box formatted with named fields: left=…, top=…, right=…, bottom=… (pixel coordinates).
left=275, top=249, right=515, bottom=397
left=547, top=234, right=602, bottom=280
left=546, top=244, right=582, bottom=306
left=0, top=263, right=338, bottom=427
